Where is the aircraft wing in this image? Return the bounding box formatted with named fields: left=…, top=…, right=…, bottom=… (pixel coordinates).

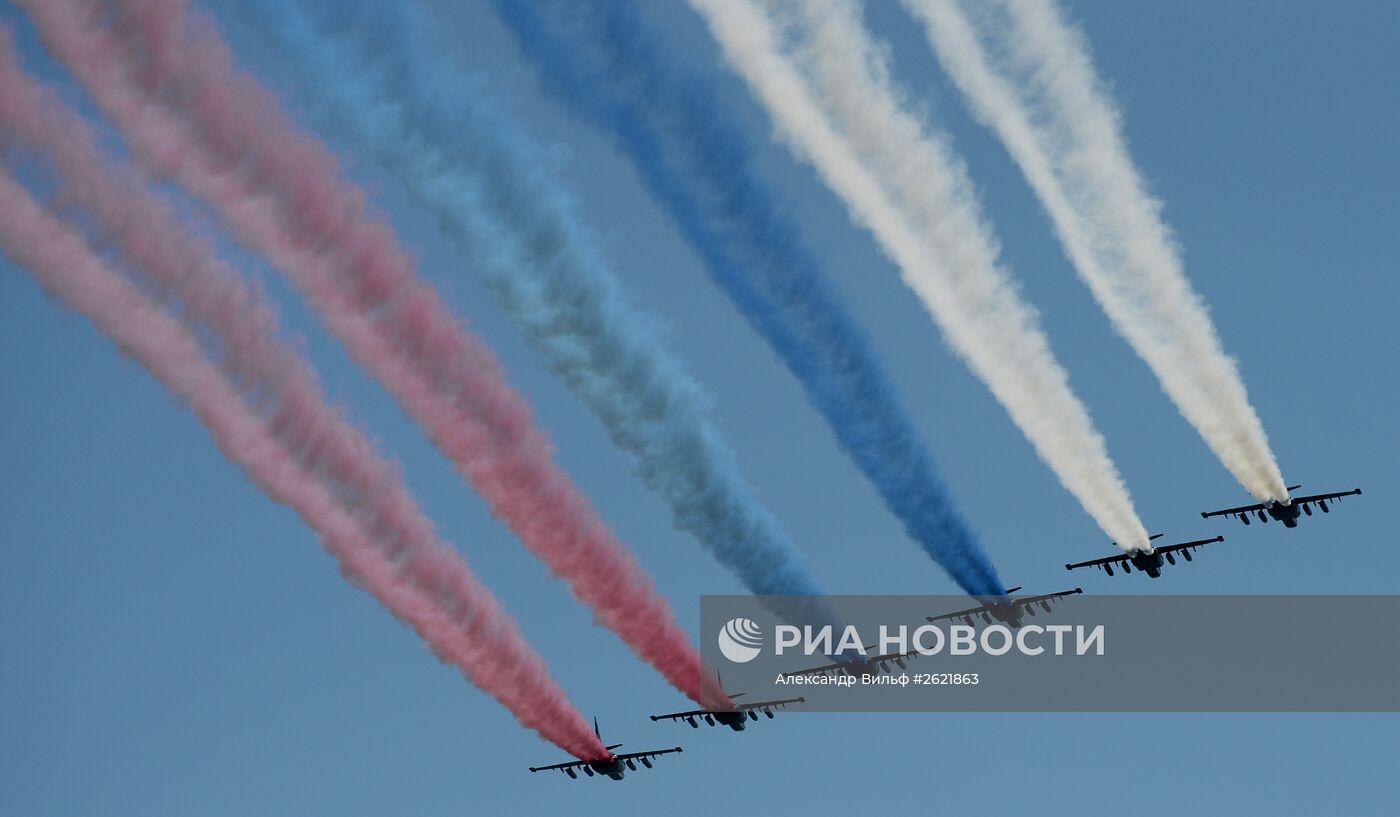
left=649, top=707, right=715, bottom=723
left=1015, top=588, right=1084, bottom=606
left=780, top=658, right=853, bottom=679
left=1154, top=536, right=1224, bottom=555
left=736, top=696, right=806, bottom=712
left=614, top=746, right=683, bottom=764
left=528, top=759, right=591, bottom=774
left=925, top=601, right=1001, bottom=623
left=1064, top=552, right=1127, bottom=571
left=1291, top=488, right=1362, bottom=506
left=1200, top=501, right=1267, bottom=520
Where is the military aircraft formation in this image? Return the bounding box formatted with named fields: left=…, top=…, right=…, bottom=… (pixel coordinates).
left=1061, top=484, right=1363, bottom=579
left=529, top=682, right=804, bottom=780
left=529, top=483, right=1363, bottom=779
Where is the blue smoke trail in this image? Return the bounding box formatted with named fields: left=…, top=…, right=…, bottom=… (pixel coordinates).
left=239, top=0, right=825, bottom=597
left=493, top=0, right=1004, bottom=595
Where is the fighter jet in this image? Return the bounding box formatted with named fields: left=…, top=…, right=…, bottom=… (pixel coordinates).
left=528, top=718, right=682, bottom=780
left=650, top=674, right=805, bottom=730
left=780, top=642, right=921, bottom=680
left=1201, top=485, right=1361, bottom=528
left=925, top=586, right=1083, bottom=629
left=780, top=586, right=1081, bottom=678
left=1065, top=534, right=1224, bottom=578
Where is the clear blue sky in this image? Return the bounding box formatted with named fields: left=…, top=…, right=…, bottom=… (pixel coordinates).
left=2, top=1, right=1396, bottom=814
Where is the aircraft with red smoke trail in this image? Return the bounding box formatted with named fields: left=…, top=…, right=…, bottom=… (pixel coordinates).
left=650, top=674, right=804, bottom=730
left=1200, top=485, right=1361, bottom=528
left=528, top=719, right=683, bottom=780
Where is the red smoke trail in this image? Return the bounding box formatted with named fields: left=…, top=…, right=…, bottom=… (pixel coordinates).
left=0, top=165, right=609, bottom=759
left=17, top=0, right=726, bottom=708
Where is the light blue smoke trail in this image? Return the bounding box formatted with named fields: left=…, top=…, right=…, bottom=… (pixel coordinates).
left=493, top=0, right=1005, bottom=595
left=241, top=0, right=825, bottom=597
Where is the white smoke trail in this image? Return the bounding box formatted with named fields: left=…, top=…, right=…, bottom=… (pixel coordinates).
left=907, top=0, right=1288, bottom=503
left=689, top=0, right=1151, bottom=550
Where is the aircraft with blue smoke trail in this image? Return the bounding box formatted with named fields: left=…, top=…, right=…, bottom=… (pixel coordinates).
left=924, top=586, right=1084, bottom=629
left=1064, top=534, right=1224, bottom=578
left=650, top=674, right=805, bottom=730
left=780, top=586, right=1083, bottom=679
left=528, top=718, right=682, bottom=780
left=1200, top=485, right=1362, bottom=529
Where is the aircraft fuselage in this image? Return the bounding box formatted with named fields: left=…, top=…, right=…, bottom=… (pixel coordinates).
left=1265, top=501, right=1302, bottom=528
left=990, top=603, right=1025, bottom=628
left=586, top=756, right=629, bottom=780
left=713, top=711, right=749, bottom=731
left=1128, top=550, right=1166, bottom=578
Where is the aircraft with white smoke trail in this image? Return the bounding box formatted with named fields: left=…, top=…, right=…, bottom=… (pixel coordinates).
left=1201, top=486, right=1362, bottom=529
left=651, top=674, right=805, bottom=730
left=528, top=719, right=683, bottom=780
left=1064, top=535, right=1225, bottom=579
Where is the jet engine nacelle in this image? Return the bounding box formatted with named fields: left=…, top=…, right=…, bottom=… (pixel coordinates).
left=565, top=768, right=578, bottom=779
left=640, top=757, right=653, bottom=768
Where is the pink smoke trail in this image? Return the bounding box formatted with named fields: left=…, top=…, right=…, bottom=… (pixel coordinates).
left=0, top=54, right=608, bottom=759
left=0, top=169, right=610, bottom=760
left=16, top=0, right=725, bottom=708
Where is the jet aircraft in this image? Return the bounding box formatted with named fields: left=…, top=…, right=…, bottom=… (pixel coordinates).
left=650, top=679, right=805, bottom=731
left=528, top=718, right=682, bottom=780
left=1065, top=534, right=1224, bottom=578
left=1201, top=485, right=1361, bottom=528
left=780, top=643, right=921, bottom=680
left=925, top=586, right=1083, bottom=628
left=781, top=586, right=1082, bottom=678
